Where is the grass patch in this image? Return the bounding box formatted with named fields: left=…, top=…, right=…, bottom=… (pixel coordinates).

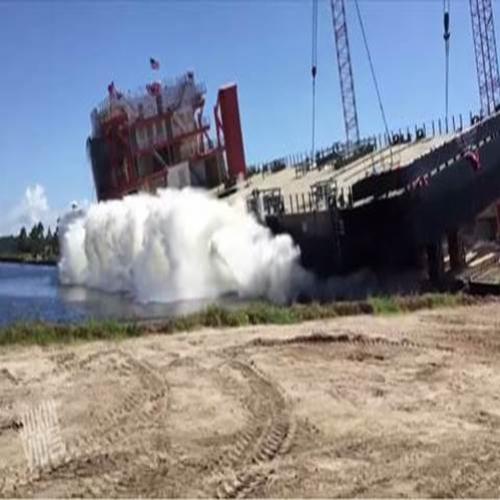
left=370, top=293, right=469, bottom=315
left=368, top=296, right=402, bottom=315
left=0, top=293, right=477, bottom=347
left=245, top=303, right=298, bottom=325
left=0, top=320, right=141, bottom=347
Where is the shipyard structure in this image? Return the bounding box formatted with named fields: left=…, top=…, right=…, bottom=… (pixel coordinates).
left=85, top=0, right=500, bottom=286
left=87, top=70, right=500, bottom=282
left=88, top=71, right=246, bottom=201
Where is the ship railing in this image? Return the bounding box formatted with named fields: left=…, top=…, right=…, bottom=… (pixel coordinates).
left=93, top=96, right=139, bottom=122
left=350, top=109, right=500, bottom=208
left=125, top=77, right=205, bottom=107
left=92, top=72, right=206, bottom=122
left=283, top=191, right=339, bottom=214
left=247, top=182, right=354, bottom=218
left=247, top=137, right=378, bottom=179
left=114, top=72, right=203, bottom=100
left=365, top=108, right=500, bottom=155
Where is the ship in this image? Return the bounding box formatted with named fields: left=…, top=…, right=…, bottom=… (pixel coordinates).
left=87, top=69, right=500, bottom=282
left=86, top=0, right=500, bottom=285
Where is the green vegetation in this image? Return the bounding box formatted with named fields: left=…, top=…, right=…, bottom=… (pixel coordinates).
left=368, top=293, right=465, bottom=314
left=0, top=235, right=18, bottom=254
left=0, top=222, right=59, bottom=264
left=369, top=296, right=405, bottom=315
left=0, top=293, right=476, bottom=347
left=0, top=321, right=141, bottom=347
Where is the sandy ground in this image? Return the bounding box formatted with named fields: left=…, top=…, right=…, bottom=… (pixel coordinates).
left=2, top=303, right=500, bottom=497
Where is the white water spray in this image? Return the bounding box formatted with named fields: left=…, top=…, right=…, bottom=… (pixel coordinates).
left=58, top=188, right=311, bottom=304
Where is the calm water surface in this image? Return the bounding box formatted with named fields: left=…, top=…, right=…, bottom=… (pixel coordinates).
left=0, top=262, right=235, bottom=326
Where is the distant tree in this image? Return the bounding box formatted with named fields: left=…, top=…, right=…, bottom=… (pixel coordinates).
left=44, top=227, right=60, bottom=258
left=37, top=222, right=44, bottom=239
left=28, top=222, right=45, bottom=257
left=0, top=235, right=18, bottom=255
left=51, top=226, right=59, bottom=256
left=17, top=226, right=30, bottom=253
left=10, top=222, right=60, bottom=259
left=29, top=224, right=37, bottom=241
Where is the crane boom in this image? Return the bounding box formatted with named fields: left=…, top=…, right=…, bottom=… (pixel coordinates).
left=470, top=0, right=500, bottom=116
left=330, top=0, right=360, bottom=147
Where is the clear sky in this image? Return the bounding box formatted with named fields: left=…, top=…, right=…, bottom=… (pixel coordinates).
left=0, top=0, right=496, bottom=234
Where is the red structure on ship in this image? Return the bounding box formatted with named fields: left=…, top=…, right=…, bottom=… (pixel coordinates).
left=87, top=71, right=246, bottom=201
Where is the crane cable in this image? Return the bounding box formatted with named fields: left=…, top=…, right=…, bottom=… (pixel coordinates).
left=443, top=0, right=451, bottom=123
left=353, top=0, right=392, bottom=159
left=311, top=0, right=318, bottom=168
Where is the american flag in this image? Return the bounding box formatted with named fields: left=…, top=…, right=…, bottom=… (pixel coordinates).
left=146, top=82, right=162, bottom=96
left=150, top=57, right=160, bottom=70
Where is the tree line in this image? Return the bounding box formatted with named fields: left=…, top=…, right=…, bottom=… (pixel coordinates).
left=16, top=222, right=59, bottom=258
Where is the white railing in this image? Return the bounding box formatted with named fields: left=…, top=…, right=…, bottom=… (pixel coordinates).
left=92, top=72, right=207, bottom=124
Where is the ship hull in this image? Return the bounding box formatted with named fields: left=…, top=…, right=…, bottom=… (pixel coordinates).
left=267, top=122, right=500, bottom=275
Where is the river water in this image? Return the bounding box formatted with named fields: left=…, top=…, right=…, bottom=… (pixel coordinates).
left=0, top=262, right=236, bottom=326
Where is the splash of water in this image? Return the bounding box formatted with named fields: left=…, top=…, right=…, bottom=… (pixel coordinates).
left=58, top=188, right=311, bottom=304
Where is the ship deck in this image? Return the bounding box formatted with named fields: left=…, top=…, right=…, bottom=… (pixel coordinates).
left=219, top=134, right=455, bottom=211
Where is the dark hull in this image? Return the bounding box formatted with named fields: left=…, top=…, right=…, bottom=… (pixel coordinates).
left=339, top=130, right=500, bottom=270
left=267, top=115, right=500, bottom=275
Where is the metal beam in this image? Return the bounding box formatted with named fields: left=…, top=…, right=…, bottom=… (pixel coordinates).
left=330, top=0, right=360, bottom=147
left=470, top=0, right=500, bottom=115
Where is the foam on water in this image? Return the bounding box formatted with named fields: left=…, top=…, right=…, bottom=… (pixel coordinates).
left=58, top=188, right=312, bottom=304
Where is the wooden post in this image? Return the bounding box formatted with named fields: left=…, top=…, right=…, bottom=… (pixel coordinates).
left=426, top=239, right=445, bottom=284
left=447, top=230, right=465, bottom=271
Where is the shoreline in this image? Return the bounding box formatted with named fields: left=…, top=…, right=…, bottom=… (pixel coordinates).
left=0, top=293, right=480, bottom=347
left=0, top=255, right=58, bottom=267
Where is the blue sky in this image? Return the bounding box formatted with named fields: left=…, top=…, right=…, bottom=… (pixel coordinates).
left=0, top=0, right=495, bottom=234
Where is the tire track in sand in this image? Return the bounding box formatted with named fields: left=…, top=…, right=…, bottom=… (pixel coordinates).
left=245, top=331, right=452, bottom=352
left=211, top=359, right=294, bottom=499
left=1, top=349, right=170, bottom=498
left=210, top=333, right=426, bottom=498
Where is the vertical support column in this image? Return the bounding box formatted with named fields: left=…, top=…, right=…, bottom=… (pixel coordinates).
left=495, top=203, right=500, bottom=239
left=426, top=239, right=445, bottom=284
left=165, top=113, right=175, bottom=165
left=447, top=229, right=465, bottom=271
left=216, top=84, right=246, bottom=178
